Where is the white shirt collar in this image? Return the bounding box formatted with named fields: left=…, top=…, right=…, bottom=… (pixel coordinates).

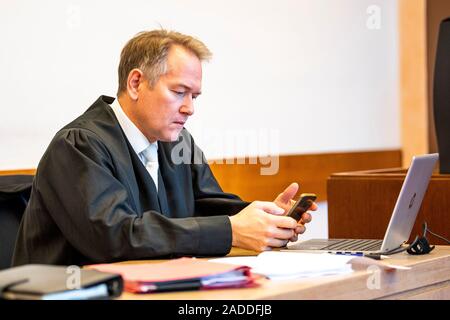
left=109, top=97, right=157, bottom=156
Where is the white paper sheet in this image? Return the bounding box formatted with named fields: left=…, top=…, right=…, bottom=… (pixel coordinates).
left=210, top=252, right=353, bottom=280
left=209, top=251, right=410, bottom=280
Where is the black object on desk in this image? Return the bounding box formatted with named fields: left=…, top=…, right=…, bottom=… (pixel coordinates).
left=0, top=264, right=123, bottom=300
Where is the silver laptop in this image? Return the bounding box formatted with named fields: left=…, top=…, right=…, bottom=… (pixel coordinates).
left=287, top=153, right=439, bottom=255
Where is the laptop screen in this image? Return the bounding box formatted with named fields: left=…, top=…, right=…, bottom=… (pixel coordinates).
left=380, top=153, right=438, bottom=252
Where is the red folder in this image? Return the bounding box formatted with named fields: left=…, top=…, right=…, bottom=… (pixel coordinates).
left=87, top=258, right=257, bottom=293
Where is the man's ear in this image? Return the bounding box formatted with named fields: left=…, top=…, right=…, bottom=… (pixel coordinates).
left=126, top=68, right=144, bottom=100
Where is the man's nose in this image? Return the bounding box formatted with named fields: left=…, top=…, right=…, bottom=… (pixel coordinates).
left=180, top=94, right=194, bottom=116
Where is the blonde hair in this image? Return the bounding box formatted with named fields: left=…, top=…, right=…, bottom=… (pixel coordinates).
left=117, top=29, right=212, bottom=95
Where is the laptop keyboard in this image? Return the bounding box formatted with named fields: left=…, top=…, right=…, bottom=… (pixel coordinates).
left=323, top=239, right=383, bottom=252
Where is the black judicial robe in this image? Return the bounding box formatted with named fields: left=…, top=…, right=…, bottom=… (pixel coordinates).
left=12, top=96, right=249, bottom=266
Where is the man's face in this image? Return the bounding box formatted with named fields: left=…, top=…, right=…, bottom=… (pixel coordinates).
left=134, top=45, right=202, bottom=142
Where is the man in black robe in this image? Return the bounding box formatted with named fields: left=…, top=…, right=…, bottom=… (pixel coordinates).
left=12, top=30, right=315, bottom=266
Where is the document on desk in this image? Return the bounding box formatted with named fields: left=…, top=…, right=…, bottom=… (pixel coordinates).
left=0, top=264, right=123, bottom=300
left=209, top=252, right=410, bottom=280
left=87, top=258, right=257, bottom=293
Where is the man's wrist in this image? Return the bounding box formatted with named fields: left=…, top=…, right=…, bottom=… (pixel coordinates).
left=228, top=216, right=237, bottom=247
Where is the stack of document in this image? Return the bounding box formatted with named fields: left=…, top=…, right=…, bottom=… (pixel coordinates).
left=210, top=252, right=408, bottom=280
left=88, top=258, right=257, bottom=293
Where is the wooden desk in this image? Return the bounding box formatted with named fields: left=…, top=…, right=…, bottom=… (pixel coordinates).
left=117, top=246, right=450, bottom=300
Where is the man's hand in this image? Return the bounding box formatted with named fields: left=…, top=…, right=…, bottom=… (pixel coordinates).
left=273, top=182, right=317, bottom=242
left=228, top=201, right=298, bottom=252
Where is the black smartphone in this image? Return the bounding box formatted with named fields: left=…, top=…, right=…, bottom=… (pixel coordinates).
left=286, top=193, right=317, bottom=221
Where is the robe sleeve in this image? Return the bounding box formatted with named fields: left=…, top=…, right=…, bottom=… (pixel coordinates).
left=35, top=128, right=233, bottom=262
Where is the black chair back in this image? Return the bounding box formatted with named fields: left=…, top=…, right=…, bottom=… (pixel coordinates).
left=433, top=17, right=450, bottom=173
left=0, top=175, right=33, bottom=270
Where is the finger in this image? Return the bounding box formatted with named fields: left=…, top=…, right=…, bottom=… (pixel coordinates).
left=299, top=212, right=312, bottom=224
left=254, top=201, right=285, bottom=215
left=309, top=202, right=318, bottom=211
left=271, top=215, right=298, bottom=229
left=295, top=225, right=306, bottom=234
left=280, top=199, right=296, bottom=215
left=269, top=226, right=295, bottom=240
left=275, top=182, right=299, bottom=204
left=267, top=238, right=289, bottom=248
left=290, top=234, right=298, bottom=242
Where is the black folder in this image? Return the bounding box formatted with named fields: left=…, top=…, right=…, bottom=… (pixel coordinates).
left=0, top=264, right=123, bottom=300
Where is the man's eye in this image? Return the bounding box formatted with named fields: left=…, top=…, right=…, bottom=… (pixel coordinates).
left=173, top=90, right=185, bottom=96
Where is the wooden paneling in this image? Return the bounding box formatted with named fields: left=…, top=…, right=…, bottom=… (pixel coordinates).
left=328, top=168, right=450, bottom=245
left=398, top=0, right=429, bottom=166
left=0, top=150, right=402, bottom=204
left=209, top=150, right=402, bottom=202
left=0, top=169, right=36, bottom=176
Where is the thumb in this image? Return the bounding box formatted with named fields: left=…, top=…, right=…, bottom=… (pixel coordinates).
left=275, top=182, right=299, bottom=204
left=254, top=201, right=285, bottom=215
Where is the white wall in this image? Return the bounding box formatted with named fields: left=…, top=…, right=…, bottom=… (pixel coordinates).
left=0, top=0, right=399, bottom=169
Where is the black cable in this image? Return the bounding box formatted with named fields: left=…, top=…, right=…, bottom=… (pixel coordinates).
left=365, top=221, right=449, bottom=259
left=364, top=238, right=415, bottom=259
left=384, top=237, right=418, bottom=255
left=427, top=229, right=450, bottom=244
left=423, top=221, right=429, bottom=237
left=421, top=221, right=450, bottom=243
